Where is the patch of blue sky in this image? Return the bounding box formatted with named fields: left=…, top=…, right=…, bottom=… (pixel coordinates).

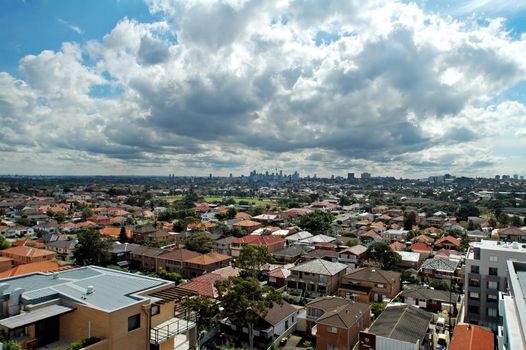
left=88, top=83, right=124, bottom=99
left=0, top=0, right=159, bottom=77
left=490, top=81, right=526, bottom=105
left=315, top=31, right=341, bottom=46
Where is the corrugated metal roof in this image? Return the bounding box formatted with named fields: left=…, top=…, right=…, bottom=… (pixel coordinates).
left=0, top=304, right=74, bottom=329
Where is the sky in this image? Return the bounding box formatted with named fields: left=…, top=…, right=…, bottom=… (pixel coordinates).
left=0, top=0, right=526, bottom=178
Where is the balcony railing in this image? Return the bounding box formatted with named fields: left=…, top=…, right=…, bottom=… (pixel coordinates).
left=150, top=311, right=197, bottom=345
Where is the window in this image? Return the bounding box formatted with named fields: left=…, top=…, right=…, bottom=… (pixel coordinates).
left=328, top=345, right=337, bottom=350
left=470, top=265, right=480, bottom=274
left=488, top=308, right=497, bottom=317
left=328, top=326, right=337, bottom=334
left=468, top=305, right=479, bottom=314
left=488, top=281, right=498, bottom=290
left=151, top=305, right=160, bottom=316
left=469, top=279, right=480, bottom=287
left=489, top=267, right=498, bottom=276
left=377, top=284, right=385, bottom=288
left=489, top=256, right=498, bottom=262
left=469, top=292, right=479, bottom=300
left=128, top=314, right=141, bottom=332
left=488, top=294, right=498, bottom=302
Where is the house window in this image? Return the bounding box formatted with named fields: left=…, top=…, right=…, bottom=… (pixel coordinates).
left=488, top=294, right=498, bottom=302
left=377, top=284, right=385, bottom=288
left=489, top=267, right=498, bottom=276
left=468, top=305, right=479, bottom=314
left=151, top=305, right=160, bottom=316
left=469, top=279, right=480, bottom=287
left=489, top=256, right=498, bottom=262
left=488, top=281, right=498, bottom=290
left=328, top=326, right=337, bottom=334
left=470, top=265, right=479, bottom=274
left=469, top=292, right=479, bottom=300
left=488, top=308, right=497, bottom=317
left=328, top=345, right=337, bottom=350
left=128, top=314, right=141, bottom=332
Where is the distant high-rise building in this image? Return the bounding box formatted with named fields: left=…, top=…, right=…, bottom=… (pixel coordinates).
left=521, top=176, right=524, bottom=181
left=209, top=173, right=212, bottom=179
left=361, top=172, right=371, bottom=180
left=503, top=175, right=510, bottom=180
left=514, top=174, right=519, bottom=180
left=495, top=175, right=501, bottom=180
left=347, top=173, right=355, bottom=180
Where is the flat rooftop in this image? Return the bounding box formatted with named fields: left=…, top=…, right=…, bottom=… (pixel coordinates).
left=0, top=266, right=172, bottom=312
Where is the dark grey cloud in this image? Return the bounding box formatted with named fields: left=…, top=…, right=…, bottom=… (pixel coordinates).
left=137, top=36, right=171, bottom=65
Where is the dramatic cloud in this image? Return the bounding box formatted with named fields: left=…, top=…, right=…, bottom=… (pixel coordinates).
left=1, top=0, right=526, bottom=176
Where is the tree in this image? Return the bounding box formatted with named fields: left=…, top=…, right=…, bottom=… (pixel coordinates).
left=457, top=204, right=480, bottom=222
left=73, top=229, right=112, bottom=266
left=216, top=277, right=282, bottom=350
left=234, top=245, right=272, bottom=278
left=299, top=210, right=335, bottom=235
left=3, top=340, right=22, bottom=350
left=0, top=235, right=10, bottom=250
left=429, top=278, right=450, bottom=291
left=118, top=226, right=128, bottom=243
left=226, top=207, right=237, bottom=219
left=156, top=269, right=183, bottom=284
left=183, top=296, right=221, bottom=333
left=365, top=242, right=401, bottom=270
left=81, top=207, right=93, bottom=220
left=185, top=232, right=216, bottom=253
left=248, top=206, right=266, bottom=217
left=371, top=303, right=385, bottom=318
left=403, top=211, right=416, bottom=231
left=346, top=238, right=360, bottom=247
left=498, top=212, right=509, bottom=226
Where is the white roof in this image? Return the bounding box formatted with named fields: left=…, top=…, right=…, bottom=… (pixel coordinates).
left=397, top=251, right=420, bottom=262
left=299, top=234, right=336, bottom=244
left=286, top=231, right=313, bottom=241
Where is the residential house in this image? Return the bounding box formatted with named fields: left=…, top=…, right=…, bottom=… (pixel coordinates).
left=179, top=266, right=240, bottom=298
left=399, top=285, right=459, bottom=315
left=268, top=267, right=291, bottom=288
left=435, top=235, right=462, bottom=250
left=156, top=248, right=201, bottom=275
left=129, top=246, right=165, bottom=271
left=230, top=235, right=285, bottom=258
left=110, top=242, right=141, bottom=267
left=419, top=257, right=459, bottom=282
left=182, top=252, right=231, bottom=278
left=285, top=231, right=313, bottom=245
left=411, top=242, right=433, bottom=257
left=496, top=227, right=526, bottom=242
left=383, top=229, right=409, bottom=242
left=338, top=245, right=367, bottom=268
left=212, top=236, right=236, bottom=256
left=0, top=266, right=197, bottom=350
left=1, top=246, right=56, bottom=266
left=359, top=304, right=432, bottom=350
left=272, top=246, right=304, bottom=264
left=287, top=259, right=348, bottom=297
left=303, top=249, right=339, bottom=263
left=338, top=267, right=400, bottom=303
left=44, top=239, right=78, bottom=261
left=0, top=260, right=72, bottom=278
left=396, top=251, right=423, bottom=269
left=311, top=299, right=371, bottom=350
left=232, top=220, right=262, bottom=233
left=99, top=226, right=133, bottom=240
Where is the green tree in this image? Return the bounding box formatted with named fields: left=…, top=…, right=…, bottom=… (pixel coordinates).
left=234, top=245, right=272, bottom=278
left=226, top=207, right=237, bottom=219
left=248, top=206, right=266, bottom=217
left=156, top=269, right=183, bottom=284
left=118, top=226, right=128, bottom=243
left=73, top=229, right=112, bottom=266
left=216, top=277, right=282, bottom=350
left=498, top=212, right=509, bottom=226
left=81, top=207, right=93, bottom=220
left=429, top=278, right=450, bottom=291
left=182, top=296, right=221, bottom=333
left=457, top=204, right=480, bottom=222
left=403, top=211, right=416, bottom=231
left=365, top=242, right=401, bottom=270
left=371, top=303, right=385, bottom=318
left=185, top=232, right=216, bottom=253
left=0, top=235, right=10, bottom=250
left=299, top=210, right=335, bottom=235
left=3, top=340, right=22, bottom=350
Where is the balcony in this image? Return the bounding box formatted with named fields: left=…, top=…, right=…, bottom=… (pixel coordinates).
left=150, top=312, right=197, bottom=345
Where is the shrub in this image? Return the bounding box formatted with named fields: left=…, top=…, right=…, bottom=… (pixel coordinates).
left=68, top=337, right=100, bottom=350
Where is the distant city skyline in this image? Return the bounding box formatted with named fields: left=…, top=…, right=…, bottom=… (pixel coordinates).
left=1, top=0, right=526, bottom=177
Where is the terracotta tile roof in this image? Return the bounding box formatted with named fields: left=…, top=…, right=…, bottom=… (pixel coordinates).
left=231, top=235, right=285, bottom=245
left=99, top=226, right=132, bottom=239
left=435, top=235, right=461, bottom=247
left=179, top=280, right=218, bottom=298
left=235, top=212, right=251, bottom=219
left=450, top=324, right=494, bottom=350
left=360, top=230, right=383, bottom=240
left=1, top=246, right=55, bottom=258
left=158, top=248, right=201, bottom=262
left=0, top=260, right=72, bottom=278
left=187, top=221, right=217, bottom=230
left=412, top=234, right=435, bottom=243
left=183, top=252, right=231, bottom=265
left=232, top=220, right=262, bottom=228
left=411, top=242, right=433, bottom=253
left=390, top=241, right=405, bottom=251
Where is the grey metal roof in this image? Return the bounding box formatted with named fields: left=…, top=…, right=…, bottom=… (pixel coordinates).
left=421, top=257, right=458, bottom=273
left=290, top=259, right=347, bottom=276
left=0, top=304, right=74, bottom=329
left=0, top=266, right=172, bottom=312
left=367, top=304, right=432, bottom=343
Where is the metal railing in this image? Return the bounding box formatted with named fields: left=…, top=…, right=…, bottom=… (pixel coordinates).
left=150, top=311, right=197, bottom=345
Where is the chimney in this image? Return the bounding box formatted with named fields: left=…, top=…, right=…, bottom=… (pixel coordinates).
left=8, top=288, right=24, bottom=316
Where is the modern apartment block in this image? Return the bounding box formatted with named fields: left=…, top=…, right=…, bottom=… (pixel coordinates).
left=0, top=266, right=197, bottom=350
left=464, top=240, right=526, bottom=331
left=498, top=260, right=526, bottom=350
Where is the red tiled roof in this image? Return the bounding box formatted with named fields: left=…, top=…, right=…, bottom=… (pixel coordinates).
left=183, top=252, right=231, bottom=265
left=435, top=235, right=461, bottom=247
left=411, top=242, right=432, bottom=253
left=450, top=324, right=494, bottom=350
left=231, top=235, right=284, bottom=245
left=0, top=260, right=72, bottom=278
left=233, top=220, right=262, bottom=227
left=1, top=246, right=55, bottom=258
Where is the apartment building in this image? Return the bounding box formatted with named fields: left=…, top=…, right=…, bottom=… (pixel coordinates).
left=287, top=259, right=348, bottom=297
left=464, top=240, right=526, bottom=331
left=498, top=260, right=526, bottom=350
left=0, top=266, right=197, bottom=350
